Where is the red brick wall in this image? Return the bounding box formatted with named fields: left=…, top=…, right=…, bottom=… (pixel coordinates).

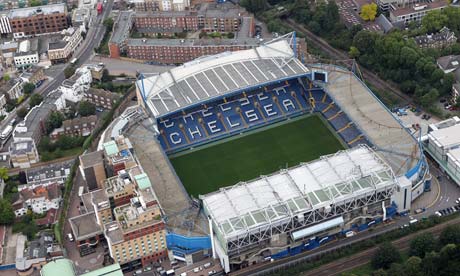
left=109, top=42, right=121, bottom=58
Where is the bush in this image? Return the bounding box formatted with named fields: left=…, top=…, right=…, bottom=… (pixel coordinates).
left=78, top=101, right=96, bottom=116
left=29, top=93, right=43, bottom=108
left=371, top=242, right=402, bottom=269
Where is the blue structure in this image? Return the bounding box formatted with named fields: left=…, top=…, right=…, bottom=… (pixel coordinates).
left=166, top=233, right=212, bottom=257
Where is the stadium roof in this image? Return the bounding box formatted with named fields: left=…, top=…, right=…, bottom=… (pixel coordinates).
left=201, top=145, right=397, bottom=240
left=137, top=35, right=309, bottom=118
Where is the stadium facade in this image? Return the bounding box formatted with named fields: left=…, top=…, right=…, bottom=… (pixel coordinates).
left=135, top=33, right=431, bottom=272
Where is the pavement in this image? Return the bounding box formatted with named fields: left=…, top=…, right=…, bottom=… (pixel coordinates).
left=394, top=108, right=440, bottom=137
left=90, top=56, right=174, bottom=77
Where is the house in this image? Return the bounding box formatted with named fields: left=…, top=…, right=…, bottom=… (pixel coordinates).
left=0, top=77, right=23, bottom=100
left=19, top=65, right=47, bottom=87
left=84, top=88, right=121, bottom=110
left=59, top=66, right=92, bottom=103
left=414, top=27, right=457, bottom=49
left=24, top=159, right=74, bottom=187
left=12, top=183, right=61, bottom=217
left=437, top=55, right=460, bottom=74
left=9, top=139, right=39, bottom=169
left=14, top=39, right=39, bottom=68
left=50, top=115, right=97, bottom=140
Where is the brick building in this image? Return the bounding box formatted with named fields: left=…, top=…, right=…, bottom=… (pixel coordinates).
left=48, top=27, right=83, bottom=64
left=7, top=4, right=69, bottom=38
left=50, top=115, right=97, bottom=140
left=84, top=88, right=121, bottom=110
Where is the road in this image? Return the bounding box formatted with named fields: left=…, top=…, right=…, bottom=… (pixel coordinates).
left=0, top=0, right=114, bottom=133
left=284, top=19, right=412, bottom=105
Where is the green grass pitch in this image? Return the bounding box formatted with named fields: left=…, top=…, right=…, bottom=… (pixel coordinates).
left=169, top=115, right=345, bottom=197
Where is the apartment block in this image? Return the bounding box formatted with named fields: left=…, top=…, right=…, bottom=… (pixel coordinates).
left=0, top=77, right=23, bottom=99
left=60, top=66, right=93, bottom=102
left=133, top=0, right=190, bottom=12
left=389, top=1, right=447, bottom=25
left=9, top=139, right=39, bottom=168
left=7, top=4, right=69, bottom=38
left=50, top=115, right=97, bottom=140
left=414, top=27, right=457, bottom=49
left=48, top=27, right=83, bottom=64
left=126, top=38, right=261, bottom=64
left=79, top=150, right=107, bottom=191
left=84, top=88, right=121, bottom=110
left=19, top=65, right=46, bottom=86
left=14, top=39, right=39, bottom=68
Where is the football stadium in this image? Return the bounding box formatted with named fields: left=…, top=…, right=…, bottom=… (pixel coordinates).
left=135, top=33, right=432, bottom=272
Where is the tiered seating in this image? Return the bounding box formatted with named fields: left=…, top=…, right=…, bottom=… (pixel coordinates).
left=158, top=78, right=372, bottom=153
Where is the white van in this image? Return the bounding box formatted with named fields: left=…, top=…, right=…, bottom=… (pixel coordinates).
left=345, top=231, right=355, bottom=238
left=409, top=219, right=418, bottom=224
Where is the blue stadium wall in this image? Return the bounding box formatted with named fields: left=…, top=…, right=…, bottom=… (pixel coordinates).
left=166, top=233, right=212, bottom=258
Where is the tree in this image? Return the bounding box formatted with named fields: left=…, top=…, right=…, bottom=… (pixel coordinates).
left=78, top=101, right=96, bottom=117
left=421, top=251, right=441, bottom=276
left=29, top=0, right=41, bottom=6
left=349, top=46, right=360, bottom=58
left=23, top=82, right=35, bottom=95
left=0, top=167, right=8, bottom=181
left=371, top=242, right=401, bottom=269
left=29, top=93, right=43, bottom=108
left=0, top=199, right=15, bottom=225
left=101, top=69, right=111, bottom=82
left=64, top=66, right=76, bottom=79
left=404, top=256, right=423, bottom=276
left=2, top=73, right=10, bottom=81
left=360, top=3, right=377, bottom=21
left=240, top=0, right=266, bottom=14
left=227, top=32, right=235, bottom=39
left=410, top=232, right=436, bottom=258
left=103, top=17, right=114, bottom=30
left=419, top=88, right=439, bottom=108
left=46, top=111, right=64, bottom=134
left=439, top=225, right=460, bottom=246
left=17, top=107, right=28, bottom=119
left=421, top=10, right=449, bottom=33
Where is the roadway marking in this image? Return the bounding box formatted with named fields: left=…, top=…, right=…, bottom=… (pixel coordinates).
left=426, top=176, right=441, bottom=209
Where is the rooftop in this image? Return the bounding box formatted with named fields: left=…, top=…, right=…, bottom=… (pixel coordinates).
left=48, top=40, right=68, bottom=50
left=69, top=212, right=103, bottom=241
left=113, top=199, right=162, bottom=233
left=428, top=123, right=460, bottom=149
left=437, top=55, right=460, bottom=71
left=134, top=173, right=151, bottom=190
left=41, top=258, right=76, bottom=276
left=391, top=1, right=447, bottom=17
left=137, top=35, right=308, bottom=118
left=86, top=87, right=121, bottom=101
left=0, top=78, right=21, bottom=94
left=81, top=263, right=123, bottom=276
left=103, top=140, right=119, bottom=156
left=14, top=102, right=55, bottom=139
left=127, top=37, right=262, bottom=47
left=110, top=11, right=133, bottom=44
left=79, top=150, right=104, bottom=168
left=25, top=159, right=73, bottom=185
left=414, top=27, right=456, bottom=45
left=201, top=145, right=396, bottom=239
left=9, top=3, right=66, bottom=18
left=9, top=139, right=34, bottom=155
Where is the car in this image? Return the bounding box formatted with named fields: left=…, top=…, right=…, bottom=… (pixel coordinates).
left=445, top=105, right=452, bottom=110
left=133, top=269, right=142, bottom=276
left=435, top=211, right=442, bottom=217
left=456, top=198, right=460, bottom=205
left=452, top=207, right=457, bottom=213
left=208, top=270, right=216, bottom=275
left=414, top=208, right=425, bottom=214
left=455, top=206, right=460, bottom=211
left=440, top=209, right=447, bottom=215
left=143, top=266, right=152, bottom=272
left=193, top=267, right=203, bottom=273
left=446, top=208, right=452, bottom=214
left=345, top=231, right=356, bottom=238
left=409, top=218, right=418, bottom=224
left=67, top=233, right=74, bottom=242
left=204, top=262, right=212, bottom=268
left=180, top=273, right=187, bottom=276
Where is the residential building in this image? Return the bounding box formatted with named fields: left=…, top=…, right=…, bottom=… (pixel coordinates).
left=79, top=150, right=107, bottom=191
left=87, top=64, right=104, bottom=81
left=12, top=183, right=61, bottom=217
left=0, top=94, right=7, bottom=115
left=84, top=88, right=121, bottom=110
left=9, top=139, right=39, bottom=168
left=414, top=27, right=457, bottom=49
left=50, top=115, right=97, bottom=140
left=0, top=77, right=23, bottom=99
left=19, top=65, right=46, bottom=86
left=389, top=1, right=448, bottom=25
left=126, top=38, right=263, bottom=64
left=48, top=27, right=83, bottom=64
left=7, top=4, right=69, bottom=38
left=0, top=0, right=63, bottom=11
left=15, top=233, right=63, bottom=276
left=72, top=7, right=91, bottom=29
left=108, top=11, right=134, bottom=59
left=13, top=102, right=56, bottom=144
left=133, top=0, right=191, bottom=12
left=453, top=83, right=460, bottom=103
left=59, top=66, right=92, bottom=102
left=376, top=0, right=419, bottom=12
left=25, top=159, right=74, bottom=187
left=14, top=39, right=39, bottom=68
left=44, top=90, right=66, bottom=111
left=103, top=136, right=137, bottom=176
left=437, top=55, right=460, bottom=74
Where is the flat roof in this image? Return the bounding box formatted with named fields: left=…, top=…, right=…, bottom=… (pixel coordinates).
left=134, top=173, right=151, bottom=190
left=9, top=3, right=66, bottom=18
left=80, top=150, right=104, bottom=168
left=127, top=37, right=261, bottom=47
left=201, top=145, right=396, bottom=240
left=81, top=263, right=123, bottom=276
left=103, top=140, right=119, bottom=156
left=448, top=147, right=460, bottom=163
left=110, top=11, right=133, bottom=44
left=391, top=1, right=447, bottom=17
left=69, top=212, right=103, bottom=240
left=41, top=259, right=76, bottom=276
left=428, top=123, right=460, bottom=149
left=138, top=36, right=308, bottom=118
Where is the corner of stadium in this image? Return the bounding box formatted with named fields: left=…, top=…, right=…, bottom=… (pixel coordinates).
left=134, top=32, right=432, bottom=273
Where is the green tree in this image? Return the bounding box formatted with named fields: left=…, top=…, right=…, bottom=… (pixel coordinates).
left=439, top=225, right=460, bottom=246
left=419, top=88, right=439, bottom=108
left=29, top=0, right=41, bottom=6
left=101, top=69, right=111, bottom=82
left=38, top=136, right=56, bottom=152
left=240, top=0, right=266, bottom=14
left=227, top=32, right=235, bottom=39
left=0, top=199, right=15, bottom=225
left=371, top=269, right=388, bottom=276
left=421, top=251, right=441, bottom=276
left=404, top=256, right=423, bottom=276
left=2, top=73, right=10, bottom=81
left=103, top=17, right=114, bottom=30
left=349, top=46, right=360, bottom=58
left=29, top=93, right=43, bottom=108
left=371, top=242, right=402, bottom=269
left=0, top=167, right=8, bottom=181
left=17, top=107, right=28, bottom=119
left=78, top=101, right=96, bottom=116
left=46, top=111, right=64, bottom=134
left=64, top=66, right=76, bottom=79
left=410, top=232, right=436, bottom=258
left=421, top=10, right=449, bottom=33
left=23, top=82, right=35, bottom=95
left=360, top=3, right=377, bottom=21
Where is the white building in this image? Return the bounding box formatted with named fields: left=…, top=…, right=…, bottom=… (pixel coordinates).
left=13, top=183, right=61, bottom=217
left=14, top=40, right=39, bottom=68
left=59, top=66, right=92, bottom=102
left=48, top=27, right=83, bottom=64
left=424, top=116, right=460, bottom=185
